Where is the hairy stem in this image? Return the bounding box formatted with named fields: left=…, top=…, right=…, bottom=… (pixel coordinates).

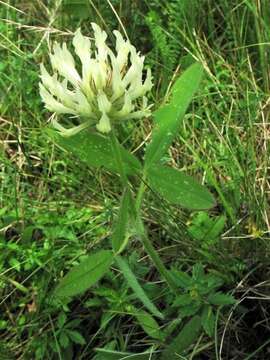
left=110, top=131, right=178, bottom=294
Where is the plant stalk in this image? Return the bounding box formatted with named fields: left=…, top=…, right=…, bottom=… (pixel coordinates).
left=110, top=131, right=179, bottom=294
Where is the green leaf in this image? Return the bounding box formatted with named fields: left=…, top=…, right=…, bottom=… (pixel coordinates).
left=201, top=305, right=215, bottom=337
left=57, top=312, right=67, bottom=328
left=66, top=330, right=86, bottom=345
left=47, top=129, right=141, bottom=176
left=112, top=190, right=131, bottom=254
left=170, top=269, right=192, bottom=288
left=54, top=250, right=113, bottom=298
left=59, top=331, right=70, bottom=349
left=188, top=212, right=226, bottom=243
left=207, top=215, right=226, bottom=239
left=116, top=256, right=163, bottom=319
left=135, top=310, right=165, bottom=340
left=163, top=318, right=182, bottom=339
left=179, top=302, right=201, bottom=317
left=147, top=165, right=215, bottom=210
left=145, top=62, right=204, bottom=167
left=161, top=315, right=202, bottom=360
left=172, top=294, right=192, bottom=307
left=208, top=292, right=235, bottom=306
left=192, top=263, right=205, bottom=280
left=95, top=348, right=154, bottom=360
left=206, top=275, right=224, bottom=291
left=21, top=226, right=35, bottom=243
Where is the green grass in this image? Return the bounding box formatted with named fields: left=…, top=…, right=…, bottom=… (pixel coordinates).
left=1, top=0, right=270, bottom=358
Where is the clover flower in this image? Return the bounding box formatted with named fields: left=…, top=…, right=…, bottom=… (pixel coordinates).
left=39, top=23, right=153, bottom=135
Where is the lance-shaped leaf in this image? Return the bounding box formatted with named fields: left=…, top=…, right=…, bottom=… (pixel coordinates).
left=147, top=164, right=215, bottom=210
left=112, top=190, right=132, bottom=254
left=145, top=63, right=204, bottom=168
left=47, top=129, right=141, bottom=176
left=201, top=305, right=215, bottom=337
left=116, top=256, right=164, bottom=319
left=161, top=316, right=202, bottom=359
left=54, top=250, right=113, bottom=298
left=208, top=292, right=235, bottom=306
left=134, top=309, right=165, bottom=340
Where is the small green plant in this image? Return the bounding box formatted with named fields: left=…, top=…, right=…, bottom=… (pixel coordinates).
left=39, top=22, right=214, bottom=295
left=187, top=211, right=226, bottom=248
left=30, top=312, right=86, bottom=359
left=37, top=21, right=217, bottom=355
left=52, top=312, right=86, bottom=352
left=171, top=263, right=235, bottom=337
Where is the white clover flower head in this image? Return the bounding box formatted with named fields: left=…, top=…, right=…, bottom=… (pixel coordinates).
left=39, top=23, right=153, bottom=136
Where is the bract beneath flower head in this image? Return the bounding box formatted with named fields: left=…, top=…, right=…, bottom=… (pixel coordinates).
left=39, top=22, right=153, bottom=135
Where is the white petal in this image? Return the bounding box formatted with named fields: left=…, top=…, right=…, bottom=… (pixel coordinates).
left=142, top=68, right=153, bottom=93
left=91, top=23, right=108, bottom=62
left=40, top=68, right=76, bottom=110
left=124, top=109, right=151, bottom=120
left=90, top=59, right=108, bottom=90
left=142, top=96, right=148, bottom=109
left=74, top=89, right=92, bottom=117
left=109, top=50, right=125, bottom=100
left=127, top=79, right=144, bottom=100
left=50, top=42, right=81, bottom=86
left=113, top=30, right=125, bottom=53
left=39, top=84, right=75, bottom=115
left=73, top=28, right=92, bottom=88
left=96, top=112, right=111, bottom=133
left=123, top=47, right=144, bottom=87
left=97, top=91, right=111, bottom=113
left=58, top=79, right=77, bottom=109
left=113, top=30, right=131, bottom=70
left=51, top=117, right=89, bottom=137
left=73, top=28, right=91, bottom=62
left=114, top=91, right=134, bottom=119
left=126, top=68, right=152, bottom=100
left=40, top=64, right=55, bottom=92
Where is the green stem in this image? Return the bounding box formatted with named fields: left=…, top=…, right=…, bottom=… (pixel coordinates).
left=110, top=130, right=128, bottom=188
left=135, top=216, right=179, bottom=294
left=135, top=174, right=178, bottom=294
left=109, top=131, right=178, bottom=294
left=135, top=175, right=146, bottom=212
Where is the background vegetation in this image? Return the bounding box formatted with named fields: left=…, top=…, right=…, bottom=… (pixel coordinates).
left=1, top=0, right=270, bottom=358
